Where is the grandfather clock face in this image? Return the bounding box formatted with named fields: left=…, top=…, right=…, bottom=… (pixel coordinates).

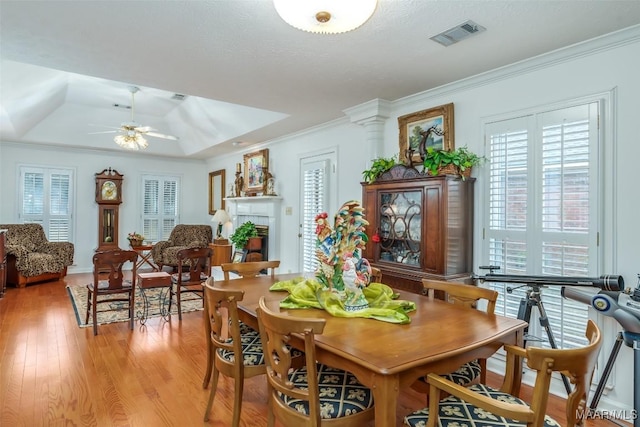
left=95, top=168, right=124, bottom=251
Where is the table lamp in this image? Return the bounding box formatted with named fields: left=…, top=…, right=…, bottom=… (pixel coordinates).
left=211, top=209, right=231, bottom=242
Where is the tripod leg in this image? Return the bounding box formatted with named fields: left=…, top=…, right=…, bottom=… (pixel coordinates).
left=589, top=332, right=623, bottom=411
left=534, top=295, right=572, bottom=394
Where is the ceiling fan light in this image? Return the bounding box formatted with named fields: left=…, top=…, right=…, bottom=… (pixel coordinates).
left=273, top=0, right=377, bottom=34
left=114, top=133, right=148, bottom=150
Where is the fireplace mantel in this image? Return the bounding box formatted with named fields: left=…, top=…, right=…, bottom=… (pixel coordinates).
left=224, top=196, right=282, bottom=260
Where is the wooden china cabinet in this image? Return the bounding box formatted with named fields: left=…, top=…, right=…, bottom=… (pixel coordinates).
left=361, top=165, right=475, bottom=294
left=95, top=168, right=124, bottom=252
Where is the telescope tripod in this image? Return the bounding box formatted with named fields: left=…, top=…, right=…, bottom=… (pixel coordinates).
left=512, top=283, right=573, bottom=394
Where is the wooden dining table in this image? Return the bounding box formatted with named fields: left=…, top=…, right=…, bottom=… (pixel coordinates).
left=212, top=273, right=528, bottom=427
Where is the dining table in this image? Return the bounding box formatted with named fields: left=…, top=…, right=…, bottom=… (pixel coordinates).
left=212, top=272, right=528, bottom=427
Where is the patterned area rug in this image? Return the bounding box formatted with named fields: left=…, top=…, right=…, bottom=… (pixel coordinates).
left=66, top=283, right=204, bottom=327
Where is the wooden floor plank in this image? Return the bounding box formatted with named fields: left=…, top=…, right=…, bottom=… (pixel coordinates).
left=0, top=274, right=631, bottom=426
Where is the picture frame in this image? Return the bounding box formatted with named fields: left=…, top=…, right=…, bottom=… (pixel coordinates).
left=208, top=169, right=226, bottom=215
left=243, top=148, right=269, bottom=195
left=398, top=103, right=454, bottom=164
left=232, top=250, right=246, bottom=263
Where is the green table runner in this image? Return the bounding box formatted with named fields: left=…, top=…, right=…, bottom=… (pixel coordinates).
left=270, top=277, right=416, bottom=324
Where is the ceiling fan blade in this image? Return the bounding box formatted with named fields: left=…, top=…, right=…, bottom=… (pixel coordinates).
left=134, top=125, right=154, bottom=133
left=88, top=130, right=119, bottom=135
left=145, top=131, right=179, bottom=141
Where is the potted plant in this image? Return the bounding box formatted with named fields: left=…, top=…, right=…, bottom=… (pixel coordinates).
left=229, top=221, right=259, bottom=249
left=361, top=155, right=399, bottom=184
left=127, top=231, right=145, bottom=247
left=422, top=145, right=485, bottom=180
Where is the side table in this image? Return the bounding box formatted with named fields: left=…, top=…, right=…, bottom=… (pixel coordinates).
left=137, top=271, right=171, bottom=324
left=131, top=244, right=158, bottom=271
left=209, top=241, right=232, bottom=267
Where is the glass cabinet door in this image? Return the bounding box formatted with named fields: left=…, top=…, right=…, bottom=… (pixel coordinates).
left=378, top=190, right=421, bottom=266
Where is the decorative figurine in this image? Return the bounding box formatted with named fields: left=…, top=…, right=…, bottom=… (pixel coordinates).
left=314, top=200, right=371, bottom=312
left=234, top=170, right=243, bottom=198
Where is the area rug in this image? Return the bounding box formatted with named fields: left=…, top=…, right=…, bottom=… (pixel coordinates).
left=66, top=283, right=204, bottom=328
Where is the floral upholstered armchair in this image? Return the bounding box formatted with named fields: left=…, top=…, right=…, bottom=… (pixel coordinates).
left=0, top=223, right=75, bottom=287
left=151, top=224, right=212, bottom=271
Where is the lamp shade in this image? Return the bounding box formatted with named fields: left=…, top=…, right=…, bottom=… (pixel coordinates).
left=273, top=0, right=377, bottom=34
left=114, top=133, right=148, bottom=150
left=211, top=209, right=230, bottom=225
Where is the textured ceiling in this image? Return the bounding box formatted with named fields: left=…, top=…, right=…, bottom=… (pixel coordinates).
left=1, top=0, right=640, bottom=159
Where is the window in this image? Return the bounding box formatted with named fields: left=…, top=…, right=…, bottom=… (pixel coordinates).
left=141, top=175, right=180, bottom=242
left=483, top=101, right=600, bottom=350
left=19, top=166, right=74, bottom=242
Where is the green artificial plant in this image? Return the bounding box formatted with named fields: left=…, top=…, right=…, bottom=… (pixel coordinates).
left=229, top=221, right=258, bottom=248
left=362, top=155, right=399, bottom=184
left=422, top=145, right=485, bottom=180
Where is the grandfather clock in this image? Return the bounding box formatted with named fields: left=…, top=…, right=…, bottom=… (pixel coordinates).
left=95, top=168, right=123, bottom=251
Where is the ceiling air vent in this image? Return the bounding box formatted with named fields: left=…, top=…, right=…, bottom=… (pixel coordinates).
left=112, top=103, right=131, bottom=110
left=430, top=20, right=486, bottom=47
left=171, top=93, right=187, bottom=101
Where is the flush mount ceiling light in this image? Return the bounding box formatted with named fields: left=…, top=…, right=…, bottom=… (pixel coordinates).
left=273, top=0, right=377, bottom=34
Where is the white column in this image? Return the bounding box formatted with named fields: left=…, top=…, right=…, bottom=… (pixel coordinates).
left=343, top=98, right=391, bottom=163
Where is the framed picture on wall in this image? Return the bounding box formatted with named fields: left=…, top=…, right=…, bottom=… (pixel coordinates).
left=208, top=169, right=225, bottom=215
left=398, top=103, right=454, bottom=164
left=243, top=149, right=269, bottom=195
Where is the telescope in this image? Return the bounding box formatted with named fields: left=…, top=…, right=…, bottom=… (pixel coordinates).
left=475, top=268, right=624, bottom=291
left=562, top=276, right=640, bottom=425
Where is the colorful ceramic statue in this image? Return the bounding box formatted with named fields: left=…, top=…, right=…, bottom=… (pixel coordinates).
left=314, top=200, right=372, bottom=311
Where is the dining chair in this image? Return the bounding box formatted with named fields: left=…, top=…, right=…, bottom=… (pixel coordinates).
left=220, top=260, right=280, bottom=280
left=85, top=249, right=138, bottom=336
left=404, top=319, right=602, bottom=427
left=370, top=266, right=382, bottom=283
left=412, top=279, right=498, bottom=397
left=169, top=246, right=211, bottom=320
left=256, top=296, right=375, bottom=427
left=202, top=281, right=267, bottom=426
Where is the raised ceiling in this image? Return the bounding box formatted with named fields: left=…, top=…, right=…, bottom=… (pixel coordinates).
left=1, top=1, right=640, bottom=159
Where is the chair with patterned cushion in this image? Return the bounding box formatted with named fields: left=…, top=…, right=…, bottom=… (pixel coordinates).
left=412, top=279, right=498, bottom=398
left=202, top=282, right=267, bottom=426
left=405, top=319, right=602, bottom=427
left=86, top=249, right=138, bottom=336
left=220, top=260, right=280, bottom=280
left=150, top=224, right=212, bottom=271
left=169, top=246, right=211, bottom=320
left=256, top=296, right=375, bottom=427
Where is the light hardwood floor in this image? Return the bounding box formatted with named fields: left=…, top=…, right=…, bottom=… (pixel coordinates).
left=0, top=273, right=629, bottom=426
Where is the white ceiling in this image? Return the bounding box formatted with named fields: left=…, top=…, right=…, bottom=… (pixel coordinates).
left=2, top=0, right=640, bottom=159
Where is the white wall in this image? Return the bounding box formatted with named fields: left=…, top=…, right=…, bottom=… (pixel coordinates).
left=208, top=28, right=640, bottom=415
left=0, top=143, right=211, bottom=273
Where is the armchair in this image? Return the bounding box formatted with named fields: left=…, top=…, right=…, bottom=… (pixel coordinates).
left=151, top=224, right=213, bottom=271
left=0, top=223, right=74, bottom=287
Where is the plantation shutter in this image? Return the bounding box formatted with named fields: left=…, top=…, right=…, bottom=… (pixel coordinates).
left=484, top=102, right=599, bottom=350
left=300, top=158, right=329, bottom=273
left=142, top=175, right=180, bottom=242
left=20, top=166, right=73, bottom=242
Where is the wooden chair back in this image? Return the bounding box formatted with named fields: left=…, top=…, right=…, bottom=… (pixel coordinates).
left=422, top=279, right=498, bottom=314
left=256, top=297, right=327, bottom=427
left=93, top=250, right=138, bottom=291
left=176, top=246, right=212, bottom=284
left=422, top=319, right=602, bottom=427
left=88, top=249, right=138, bottom=335
left=202, top=281, right=267, bottom=425
left=220, top=260, right=280, bottom=280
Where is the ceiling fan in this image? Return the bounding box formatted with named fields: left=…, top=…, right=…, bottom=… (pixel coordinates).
left=89, top=86, right=179, bottom=150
